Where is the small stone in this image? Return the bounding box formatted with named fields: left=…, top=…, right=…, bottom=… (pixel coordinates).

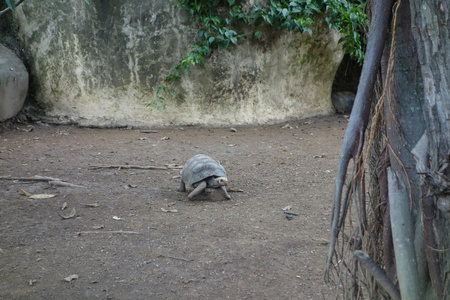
left=230, top=128, right=237, bottom=132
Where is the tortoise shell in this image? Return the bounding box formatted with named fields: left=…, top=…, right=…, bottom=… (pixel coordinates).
left=181, top=154, right=227, bottom=187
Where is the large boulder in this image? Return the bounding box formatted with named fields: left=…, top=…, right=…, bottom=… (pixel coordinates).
left=0, top=45, right=28, bottom=122
left=332, top=91, right=355, bottom=114
left=6, top=1, right=343, bottom=127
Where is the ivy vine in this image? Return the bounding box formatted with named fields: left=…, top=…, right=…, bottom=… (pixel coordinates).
left=150, top=0, right=367, bottom=110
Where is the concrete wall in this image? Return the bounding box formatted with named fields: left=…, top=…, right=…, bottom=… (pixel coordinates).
left=6, top=1, right=343, bottom=127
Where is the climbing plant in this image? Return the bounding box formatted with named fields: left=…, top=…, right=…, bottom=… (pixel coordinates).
left=150, top=0, right=367, bottom=110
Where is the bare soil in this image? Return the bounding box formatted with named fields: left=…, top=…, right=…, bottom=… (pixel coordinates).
left=0, top=115, right=348, bottom=300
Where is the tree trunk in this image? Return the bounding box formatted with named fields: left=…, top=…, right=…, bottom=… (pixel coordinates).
left=381, top=0, right=449, bottom=298
left=408, top=0, right=450, bottom=298
left=326, top=0, right=450, bottom=298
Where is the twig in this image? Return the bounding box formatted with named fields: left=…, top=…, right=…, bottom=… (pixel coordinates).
left=88, top=164, right=182, bottom=170
left=0, top=175, right=85, bottom=188
left=0, top=175, right=61, bottom=181
left=283, top=211, right=298, bottom=216
left=139, top=130, right=158, bottom=133
left=49, top=181, right=85, bottom=188
left=77, top=230, right=141, bottom=235
left=426, top=245, right=450, bottom=252
left=157, top=254, right=192, bottom=262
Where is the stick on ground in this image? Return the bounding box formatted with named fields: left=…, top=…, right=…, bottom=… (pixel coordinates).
left=77, top=230, right=141, bottom=236
left=88, top=164, right=182, bottom=170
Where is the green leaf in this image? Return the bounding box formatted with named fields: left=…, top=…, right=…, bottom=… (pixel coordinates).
left=224, top=29, right=237, bottom=38
left=254, top=31, right=261, bottom=39
left=262, top=15, right=272, bottom=25
left=157, top=86, right=165, bottom=94
left=228, top=0, right=235, bottom=5
left=6, top=0, right=16, bottom=11
left=212, top=16, right=221, bottom=25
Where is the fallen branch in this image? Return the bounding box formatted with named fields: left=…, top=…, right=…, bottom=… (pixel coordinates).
left=227, top=188, right=244, bottom=193
left=0, top=175, right=85, bottom=188
left=0, top=175, right=61, bottom=181
left=49, top=181, right=85, bottom=188
left=77, top=230, right=140, bottom=235
left=89, top=164, right=182, bottom=170
left=139, top=130, right=158, bottom=133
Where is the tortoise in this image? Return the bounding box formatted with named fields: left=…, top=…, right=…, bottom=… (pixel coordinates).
left=177, top=154, right=231, bottom=200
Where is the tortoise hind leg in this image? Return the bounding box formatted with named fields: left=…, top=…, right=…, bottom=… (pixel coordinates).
left=177, top=179, right=186, bottom=192
left=221, top=186, right=232, bottom=199
left=188, top=181, right=207, bottom=199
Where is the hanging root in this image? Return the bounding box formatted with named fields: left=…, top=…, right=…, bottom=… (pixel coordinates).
left=354, top=250, right=401, bottom=300
left=324, top=0, right=395, bottom=282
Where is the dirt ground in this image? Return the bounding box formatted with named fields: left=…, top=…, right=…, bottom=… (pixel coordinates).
left=0, top=114, right=348, bottom=300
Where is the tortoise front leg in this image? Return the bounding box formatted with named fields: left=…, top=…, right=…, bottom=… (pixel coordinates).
left=221, top=186, right=231, bottom=199
left=188, top=181, right=207, bottom=199
left=177, top=179, right=186, bottom=192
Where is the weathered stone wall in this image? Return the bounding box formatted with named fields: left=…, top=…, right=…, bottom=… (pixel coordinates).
left=4, top=1, right=343, bottom=127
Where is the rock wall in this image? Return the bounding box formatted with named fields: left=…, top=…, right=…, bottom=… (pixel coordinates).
left=4, top=1, right=343, bottom=127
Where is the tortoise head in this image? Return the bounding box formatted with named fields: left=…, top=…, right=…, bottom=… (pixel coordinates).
left=215, top=177, right=228, bottom=186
